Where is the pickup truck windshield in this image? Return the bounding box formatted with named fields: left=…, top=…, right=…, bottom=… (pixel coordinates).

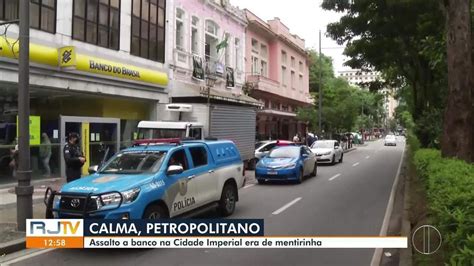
left=137, top=128, right=186, bottom=139
left=99, top=151, right=166, bottom=174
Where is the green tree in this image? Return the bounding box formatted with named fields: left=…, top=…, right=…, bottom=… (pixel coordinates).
left=300, top=49, right=386, bottom=136
left=321, top=0, right=474, bottom=162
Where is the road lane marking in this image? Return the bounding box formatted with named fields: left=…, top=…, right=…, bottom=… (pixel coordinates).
left=329, top=173, right=341, bottom=181
left=243, top=184, right=255, bottom=189
left=272, top=197, right=302, bottom=215
left=370, top=144, right=406, bottom=266
left=352, top=162, right=360, bottom=167
left=366, top=156, right=370, bottom=159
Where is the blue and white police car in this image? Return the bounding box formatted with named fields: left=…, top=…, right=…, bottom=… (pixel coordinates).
left=44, top=139, right=245, bottom=219
left=255, top=146, right=317, bottom=184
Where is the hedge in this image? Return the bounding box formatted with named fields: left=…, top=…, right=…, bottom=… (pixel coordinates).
left=413, top=149, right=474, bottom=265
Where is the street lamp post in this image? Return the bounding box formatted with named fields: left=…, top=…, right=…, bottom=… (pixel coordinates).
left=16, top=0, right=33, bottom=232
left=318, top=30, right=323, bottom=136
left=205, top=72, right=217, bottom=137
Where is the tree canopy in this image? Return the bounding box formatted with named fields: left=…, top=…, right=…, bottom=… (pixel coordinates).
left=298, top=49, right=385, bottom=136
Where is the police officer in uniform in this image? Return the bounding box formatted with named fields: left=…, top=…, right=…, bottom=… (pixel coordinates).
left=63, top=132, right=86, bottom=183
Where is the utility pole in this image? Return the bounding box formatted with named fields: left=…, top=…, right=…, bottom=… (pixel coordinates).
left=15, top=0, right=33, bottom=232
left=318, top=30, right=323, bottom=136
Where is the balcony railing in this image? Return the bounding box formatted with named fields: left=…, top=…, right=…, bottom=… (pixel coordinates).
left=172, top=49, right=243, bottom=80
left=246, top=74, right=280, bottom=94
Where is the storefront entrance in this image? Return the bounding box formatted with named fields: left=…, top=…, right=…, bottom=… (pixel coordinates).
left=60, top=116, right=120, bottom=177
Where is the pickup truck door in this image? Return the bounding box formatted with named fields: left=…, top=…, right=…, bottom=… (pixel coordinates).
left=188, top=145, right=218, bottom=206
left=165, top=148, right=198, bottom=217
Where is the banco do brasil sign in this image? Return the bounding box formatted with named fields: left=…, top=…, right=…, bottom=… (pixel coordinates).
left=0, top=38, right=168, bottom=86
left=89, top=60, right=141, bottom=78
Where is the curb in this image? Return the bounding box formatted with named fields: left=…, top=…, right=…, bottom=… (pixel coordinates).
left=0, top=177, right=62, bottom=190
left=343, top=147, right=357, bottom=153
left=399, top=166, right=412, bottom=266
left=0, top=238, right=26, bottom=256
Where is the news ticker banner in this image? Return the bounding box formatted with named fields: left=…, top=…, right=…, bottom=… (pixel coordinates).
left=26, top=219, right=407, bottom=249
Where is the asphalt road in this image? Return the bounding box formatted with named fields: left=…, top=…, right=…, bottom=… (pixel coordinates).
left=5, top=139, right=405, bottom=266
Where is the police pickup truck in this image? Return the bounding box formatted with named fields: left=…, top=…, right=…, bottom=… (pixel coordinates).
left=44, top=139, right=245, bottom=219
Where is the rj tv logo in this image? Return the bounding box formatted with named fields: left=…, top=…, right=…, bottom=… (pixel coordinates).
left=27, top=219, right=84, bottom=237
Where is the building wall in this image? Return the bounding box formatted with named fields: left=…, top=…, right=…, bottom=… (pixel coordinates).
left=167, top=0, right=247, bottom=95
left=245, top=12, right=310, bottom=104
left=1, top=0, right=169, bottom=101
left=244, top=10, right=311, bottom=141
left=0, top=0, right=170, bottom=180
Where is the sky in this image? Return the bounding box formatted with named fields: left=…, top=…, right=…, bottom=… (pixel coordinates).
left=233, top=0, right=350, bottom=73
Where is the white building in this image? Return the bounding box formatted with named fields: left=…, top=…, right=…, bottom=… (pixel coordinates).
left=338, top=69, right=380, bottom=86
left=338, top=69, right=398, bottom=119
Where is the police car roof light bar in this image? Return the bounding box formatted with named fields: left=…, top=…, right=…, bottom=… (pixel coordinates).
left=133, top=138, right=182, bottom=146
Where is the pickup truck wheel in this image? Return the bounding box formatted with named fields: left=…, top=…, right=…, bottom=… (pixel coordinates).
left=218, top=183, right=237, bottom=217
left=143, top=204, right=168, bottom=219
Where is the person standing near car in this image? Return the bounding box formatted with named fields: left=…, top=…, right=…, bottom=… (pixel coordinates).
left=63, top=132, right=86, bottom=183
left=40, top=133, right=52, bottom=177
left=9, top=140, right=19, bottom=178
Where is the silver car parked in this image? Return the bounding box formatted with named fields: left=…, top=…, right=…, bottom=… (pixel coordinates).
left=310, top=140, right=344, bottom=165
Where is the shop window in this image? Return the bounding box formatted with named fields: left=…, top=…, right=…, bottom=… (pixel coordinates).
left=131, top=0, right=166, bottom=62
left=205, top=19, right=219, bottom=61
left=260, top=60, right=267, bottom=77
left=260, top=44, right=267, bottom=59
left=281, top=66, right=287, bottom=86
left=251, top=39, right=258, bottom=54
left=224, top=32, right=231, bottom=66
left=281, top=50, right=287, bottom=65
left=191, top=16, right=199, bottom=55
left=73, top=0, right=120, bottom=50
left=0, top=0, right=56, bottom=33
left=234, top=38, right=241, bottom=71
left=251, top=56, right=259, bottom=75
left=175, top=8, right=185, bottom=51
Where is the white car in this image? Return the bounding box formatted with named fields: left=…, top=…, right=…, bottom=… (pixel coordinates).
left=384, top=135, right=397, bottom=146
left=310, top=140, right=344, bottom=164
left=250, top=140, right=296, bottom=169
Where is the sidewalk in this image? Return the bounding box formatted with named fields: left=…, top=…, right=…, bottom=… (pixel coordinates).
left=0, top=178, right=65, bottom=255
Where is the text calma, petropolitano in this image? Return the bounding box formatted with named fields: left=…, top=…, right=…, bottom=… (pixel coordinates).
left=89, top=222, right=262, bottom=236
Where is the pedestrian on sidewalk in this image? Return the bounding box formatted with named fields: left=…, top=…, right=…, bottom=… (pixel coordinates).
left=293, top=133, right=301, bottom=143
left=63, top=132, right=86, bottom=183
left=9, top=141, right=18, bottom=178
left=307, top=133, right=316, bottom=147
left=40, top=133, right=52, bottom=177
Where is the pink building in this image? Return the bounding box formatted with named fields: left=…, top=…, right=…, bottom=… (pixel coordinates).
left=245, top=10, right=312, bottom=141
left=167, top=0, right=257, bottom=105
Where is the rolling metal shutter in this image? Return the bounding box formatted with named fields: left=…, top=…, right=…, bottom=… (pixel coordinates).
left=211, top=104, right=256, bottom=161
